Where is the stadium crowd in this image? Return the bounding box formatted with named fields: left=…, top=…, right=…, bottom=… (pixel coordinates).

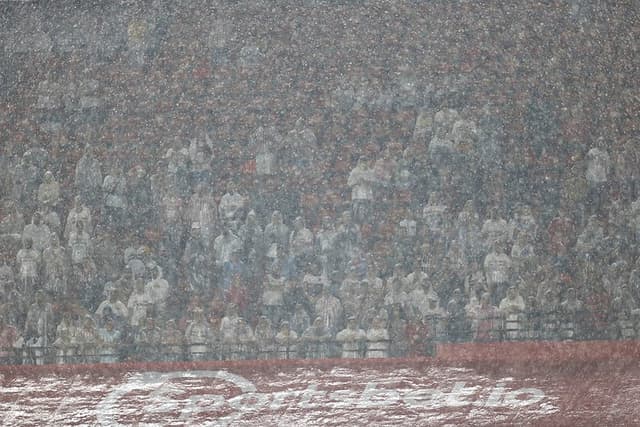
left=0, top=2, right=638, bottom=364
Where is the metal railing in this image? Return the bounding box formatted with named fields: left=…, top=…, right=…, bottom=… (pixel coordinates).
left=2, top=309, right=635, bottom=366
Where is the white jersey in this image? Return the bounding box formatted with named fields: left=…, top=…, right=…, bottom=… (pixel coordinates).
left=586, top=147, right=610, bottom=183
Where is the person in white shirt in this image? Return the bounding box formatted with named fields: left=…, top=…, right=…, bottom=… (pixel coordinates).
left=315, top=215, right=337, bottom=276
left=16, top=237, right=40, bottom=297
left=336, top=316, right=366, bottom=358
left=37, top=171, right=60, bottom=212
left=68, top=220, right=91, bottom=266
left=185, top=308, right=213, bottom=361
left=285, top=117, right=318, bottom=171
left=264, top=210, right=289, bottom=261
left=499, top=286, right=525, bottom=340
left=233, top=317, right=256, bottom=360
left=65, top=196, right=92, bottom=241
left=42, top=233, right=68, bottom=299
left=484, top=241, right=512, bottom=305
left=366, top=315, right=390, bottom=358
left=338, top=267, right=365, bottom=322
left=144, top=263, right=169, bottom=318
left=289, top=216, right=314, bottom=260
left=510, top=232, right=536, bottom=279
left=213, top=227, right=242, bottom=269
left=96, top=282, right=128, bottom=323
left=288, top=216, right=314, bottom=278
left=575, top=215, right=605, bottom=271
left=255, top=126, right=280, bottom=177
left=455, top=200, right=482, bottom=262
left=22, top=212, right=51, bottom=254
left=97, top=317, right=121, bottom=363
left=102, top=165, right=127, bottom=230
left=481, top=207, right=510, bottom=253
left=314, top=284, right=343, bottom=336
left=422, top=192, right=449, bottom=244
left=127, top=279, right=150, bottom=330
left=508, top=204, right=537, bottom=243
left=188, top=183, right=217, bottom=245
left=262, top=264, right=286, bottom=327
left=586, top=137, right=610, bottom=214
left=53, top=310, right=79, bottom=364
left=74, top=144, right=102, bottom=210
left=348, top=156, right=376, bottom=223
left=429, top=109, right=459, bottom=159
left=384, top=263, right=409, bottom=310
left=218, top=182, right=246, bottom=231
left=23, top=290, right=55, bottom=365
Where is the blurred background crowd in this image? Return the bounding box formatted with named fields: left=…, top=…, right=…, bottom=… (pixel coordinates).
left=0, top=1, right=638, bottom=364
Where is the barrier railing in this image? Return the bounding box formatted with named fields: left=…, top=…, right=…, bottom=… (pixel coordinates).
left=2, top=309, right=634, bottom=366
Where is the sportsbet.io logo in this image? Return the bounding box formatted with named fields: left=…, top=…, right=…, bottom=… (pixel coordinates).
left=96, top=370, right=554, bottom=425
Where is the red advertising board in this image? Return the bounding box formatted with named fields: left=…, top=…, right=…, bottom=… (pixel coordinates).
left=1, top=341, right=639, bottom=425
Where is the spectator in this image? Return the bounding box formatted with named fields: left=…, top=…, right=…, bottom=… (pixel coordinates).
left=336, top=316, right=366, bottom=358
left=64, top=196, right=93, bottom=239
left=472, top=292, right=500, bottom=342
left=16, top=237, right=40, bottom=297
left=68, top=220, right=91, bottom=266
left=53, top=310, right=78, bottom=364
left=366, top=315, right=389, bottom=358
left=77, top=315, right=99, bottom=363
left=97, top=316, right=121, bottom=363
left=254, top=315, right=276, bottom=360
left=218, top=182, right=246, bottom=230
left=586, top=137, right=610, bottom=215
left=481, top=206, right=510, bottom=250
left=42, top=233, right=67, bottom=299
left=560, top=287, right=583, bottom=339
left=144, top=262, right=169, bottom=318
left=185, top=308, right=213, bottom=361
left=288, top=216, right=314, bottom=268
left=214, top=227, right=242, bottom=271
left=188, top=183, right=217, bottom=245
left=274, top=320, right=298, bottom=360
left=314, top=283, right=343, bottom=336
left=388, top=303, right=408, bottom=357
left=13, top=152, right=41, bottom=214
left=484, top=241, right=512, bottom=305
left=161, top=319, right=184, bottom=362
left=264, top=210, right=289, bottom=261
left=23, top=290, right=55, bottom=365
left=37, top=171, right=60, bottom=212
left=0, top=261, right=15, bottom=299
left=301, top=316, right=332, bottom=359
left=127, top=166, right=154, bottom=233
left=239, top=209, right=263, bottom=263
left=23, top=212, right=51, bottom=254
left=182, top=223, right=212, bottom=295
left=232, top=317, right=255, bottom=360
left=96, top=283, right=128, bottom=324
left=135, top=316, right=162, bottom=361
left=74, top=145, right=102, bottom=210
left=0, top=200, right=25, bottom=237
left=348, top=156, right=376, bottom=224
left=102, top=165, right=127, bottom=232
left=289, top=302, right=311, bottom=337
left=262, top=262, right=285, bottom=327
left=0, top=311, right=19, bottom=364
left=499, top=285, right=525, bottom=340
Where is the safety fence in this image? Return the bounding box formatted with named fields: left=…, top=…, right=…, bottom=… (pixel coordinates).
left=1, top=308, right=634, bottom=366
